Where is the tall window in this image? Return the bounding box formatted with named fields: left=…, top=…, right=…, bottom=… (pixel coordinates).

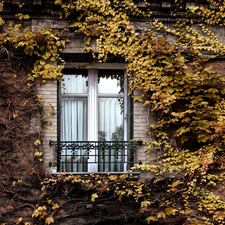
left=57, top=67, right=133, bottom=173
left=60, top=69, right=126, bottom=142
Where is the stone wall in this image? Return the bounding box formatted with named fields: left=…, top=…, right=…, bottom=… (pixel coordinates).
left=133, top=102, right=150, bottom=163
left=37, top=81, right=57, bottom=171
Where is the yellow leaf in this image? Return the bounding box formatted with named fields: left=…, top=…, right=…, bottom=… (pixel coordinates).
left=45, top=216, right=54, bottom=225
left=91, top=193, right=98, bottom=202
left=47, top=199, right=52, bottom=204
left=34, top=139, right=41, bottom=146
left=16, top=217, right=23, bottom=224
left=0, top=17, right=4, bottom=25
left=34, top=151, right=42, bottom=157
left=18, top=179, right=24, bottom=184
left=52, top=203, right=59, bottom=210
left=15, top=13, right=24, bottom=20
left=50, top=128, right=55, bottom=132
left=19, top=3, right=25, bottom=8
left=37, top=95, right=44, bottom=101
left=55, top=0, right=62, bottom=4
left=171, top=180, right=183, bottom=187
left=108, top=175, right=117, bottom=180
left=15, top=13, right=30, bottom=20
left=23, top=14, right=30, bottom=20
left=120, top=174, right=127, bottom=180
left=164, top=207, right=177, bottom=215
left=141, top=200, right=151, bottom=208
left=180, top=209, right=193, bottom=215
left=157, top=211, right=166, bottom=219
left=146, top=216, right=157, bottom=223
left=45, top=52, right=51, bottom=58
left=13, top=110, right=19, bottom=119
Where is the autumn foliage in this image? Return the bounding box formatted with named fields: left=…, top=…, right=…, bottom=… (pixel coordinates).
left=1, top=0, right=225, bottom=224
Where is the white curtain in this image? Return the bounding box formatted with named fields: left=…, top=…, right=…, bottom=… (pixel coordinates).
left=98, top=98, right=123, bottom=142
left=98, top=76, right=124, bottom=172
left=61, top=98, right=87, bottom=141
left=60, top=75, right=88, bottom=172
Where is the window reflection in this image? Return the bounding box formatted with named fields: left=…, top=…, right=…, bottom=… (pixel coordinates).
left=98, top=69, right=124, bottom=94
left=61, top=75, right=88, bottom=94
left=98, top=77, right=123, bottom=94
left=98, top=98, right=124, bottom=141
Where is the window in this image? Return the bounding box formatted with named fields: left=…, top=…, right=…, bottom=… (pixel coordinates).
left=51, top=65, right=136, bottom=173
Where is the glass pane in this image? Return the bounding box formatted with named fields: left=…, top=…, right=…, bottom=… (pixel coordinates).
left=61, top=98, right=87, bottom=141
left=98, top=69, right=124, bottom=94
left=61, top=74, right=88, bottom=94
left=98, top=97, right=124, bottom=172
left=60, top=98, right=88, bottom=172
left=98, top=98, right=124, bottom=141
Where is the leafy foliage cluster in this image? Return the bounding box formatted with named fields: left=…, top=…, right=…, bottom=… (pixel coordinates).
left=0, top=45, right=45, bottom=224
left=1, top=0, right=225, bottom=224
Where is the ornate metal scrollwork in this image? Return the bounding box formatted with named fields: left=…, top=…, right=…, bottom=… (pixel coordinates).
left=50, top=141, right=138, bottom=172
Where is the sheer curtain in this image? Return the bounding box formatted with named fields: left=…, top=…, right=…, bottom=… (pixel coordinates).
left=60, top=74, right=88, bottom=172
left=98, top=98, right=124, bottom=172
left=98, top=98, right=123, bottom=141
left=98, top=76, right=125, bottom=172
left=61, top=98, right=87, bottom=141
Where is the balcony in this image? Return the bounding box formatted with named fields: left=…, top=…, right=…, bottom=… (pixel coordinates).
left=49, top=141, right=138, bottom=173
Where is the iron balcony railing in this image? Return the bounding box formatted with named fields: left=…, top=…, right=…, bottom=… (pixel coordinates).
left=49, top=141, right=138, bottom=173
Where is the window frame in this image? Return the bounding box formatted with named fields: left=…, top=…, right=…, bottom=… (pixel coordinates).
left=57, top=63, right=128, bottom=142
left=56, top=63, right=135, bottom=173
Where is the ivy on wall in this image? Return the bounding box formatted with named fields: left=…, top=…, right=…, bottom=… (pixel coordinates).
left=1, top=0, right=225, bottom=224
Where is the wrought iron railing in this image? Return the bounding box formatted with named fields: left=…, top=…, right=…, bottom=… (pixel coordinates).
left=49, top=141, right=137, bottom=173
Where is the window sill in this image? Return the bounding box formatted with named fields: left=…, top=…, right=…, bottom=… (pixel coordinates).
left=50, top=171, right=140, bottom=180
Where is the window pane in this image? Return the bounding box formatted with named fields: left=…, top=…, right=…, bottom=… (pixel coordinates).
left=58, top=68, right=128, bottom=173
left=61, top=75, right=88, bottom=94
left=98, top=70, right=124, bottom=94
left=98, top=97, right=124, bottom=172
left=60, top=98, right=88, bottom=172
left=98, top=98, right=124, bottom=141
left=61, top=98, right=87, bottom=141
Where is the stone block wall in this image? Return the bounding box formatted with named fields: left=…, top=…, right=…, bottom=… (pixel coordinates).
left=37, top=81, right=57, bottom=171
left=133, top=102, right=150, bottom=163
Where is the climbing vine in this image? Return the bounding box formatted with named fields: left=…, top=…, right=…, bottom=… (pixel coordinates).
left=1, top=0, right=225, bottom=224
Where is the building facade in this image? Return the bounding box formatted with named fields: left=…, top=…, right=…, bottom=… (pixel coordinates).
left=2, top=0, right=224, bottom=174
